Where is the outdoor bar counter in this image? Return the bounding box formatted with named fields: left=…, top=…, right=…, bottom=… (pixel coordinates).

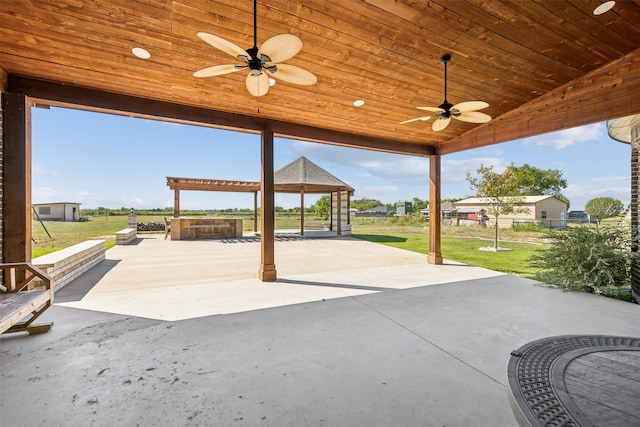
left=170, top=217, right=242, bottom=240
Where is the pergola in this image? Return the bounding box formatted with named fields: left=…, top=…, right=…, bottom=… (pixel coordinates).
left=1, top=1, right=640, bottom=281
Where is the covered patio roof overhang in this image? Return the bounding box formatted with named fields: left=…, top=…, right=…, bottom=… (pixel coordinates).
left=2, top=1, right=640, bottom=281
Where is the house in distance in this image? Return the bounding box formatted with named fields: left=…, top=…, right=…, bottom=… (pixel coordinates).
left=33, top=202, right=81, bottom=221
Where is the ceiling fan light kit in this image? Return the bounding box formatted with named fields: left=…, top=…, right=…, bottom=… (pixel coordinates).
left=193, top=0, right=317, bottom=97
left=401, top=54, right=492, bottom=131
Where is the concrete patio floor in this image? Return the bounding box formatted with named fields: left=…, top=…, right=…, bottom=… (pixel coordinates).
left=1, top=234, right=639, bottom=426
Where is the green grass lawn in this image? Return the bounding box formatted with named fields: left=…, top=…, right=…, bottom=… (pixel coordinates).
left=351, top=231, right=546, bottom=279
left=350, top=218, right=548, bottom=279
left=32, top=215, right=133, bottom=257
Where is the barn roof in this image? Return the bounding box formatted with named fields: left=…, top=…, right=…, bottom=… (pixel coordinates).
left=455, top=195, right=569, bottom=206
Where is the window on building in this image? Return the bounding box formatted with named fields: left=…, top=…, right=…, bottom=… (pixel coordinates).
left=39, top=206, right=51, bottom=215
left=541, top=211, right=547, bottom=219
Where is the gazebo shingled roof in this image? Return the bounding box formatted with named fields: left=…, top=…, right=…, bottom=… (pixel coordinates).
left=274, top=156, right=354, bottom=194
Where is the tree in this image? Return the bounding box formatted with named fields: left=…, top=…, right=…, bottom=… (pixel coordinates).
left=311, top=195, right=331, bottom=218
left=350, top=197, right=381, bottom=212
left=466, top=163, right=529, bottom=250
left=412, top=197, right=429, bottom=212
left=511, top=164, right=568, bottom=196
left=585, top=197, right=624, bottom=227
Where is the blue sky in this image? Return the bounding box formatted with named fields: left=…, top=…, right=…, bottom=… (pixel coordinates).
left=32, top=107, right=631, bottom=211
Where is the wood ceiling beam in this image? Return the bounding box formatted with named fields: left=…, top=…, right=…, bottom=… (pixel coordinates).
left=438, top=48, right=640, bottom=155
left=8, top=77, right=435, bottom=157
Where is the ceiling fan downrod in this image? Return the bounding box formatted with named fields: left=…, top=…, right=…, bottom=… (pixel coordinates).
left=438, top=54, right=453, bottom=116
left=253, top=0, right=258, bottom=49
left=246, top=0, right=262, bottom=73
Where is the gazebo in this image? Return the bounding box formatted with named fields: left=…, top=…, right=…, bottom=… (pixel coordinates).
left=166, top=156, right=354, bottom=237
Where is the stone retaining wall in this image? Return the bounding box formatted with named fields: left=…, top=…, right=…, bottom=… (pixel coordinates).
left=32, top=240, right=106, bottom=291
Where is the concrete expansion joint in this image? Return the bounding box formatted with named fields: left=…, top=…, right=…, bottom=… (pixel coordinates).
left=351, top=294, right=506, bottom=388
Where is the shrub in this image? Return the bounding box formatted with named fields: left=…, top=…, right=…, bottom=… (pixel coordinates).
left=513, top=222, right=546, bottom=232
left=388, top=214, right=424, bottom=225
left=529, top=226, right=631, bottom=293
left=596, top=285, right=634, bottom=302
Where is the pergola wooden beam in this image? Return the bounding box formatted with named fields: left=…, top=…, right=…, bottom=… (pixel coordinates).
left=166, top=178, right=261, bottom=192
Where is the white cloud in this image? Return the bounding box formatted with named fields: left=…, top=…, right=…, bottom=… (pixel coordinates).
left=521, top=123, right=603, bottom=149
left=32, top=186, right=61, bottom=201
left=360, top=185, right=399, bottom=201
left=442, top=157, right=508, bottom=183
left=290, top=141, right=524, bottom=202
left=33, top=187, right=154, bottom=209
left=32, top=163, right=59, bottom=176
left=290, top=141, right=429, bottom=182
left=564, top=175, right=630, bottom=209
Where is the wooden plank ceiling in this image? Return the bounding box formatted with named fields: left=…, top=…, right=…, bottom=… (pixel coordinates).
left=1, top=0, right=640, bottom=156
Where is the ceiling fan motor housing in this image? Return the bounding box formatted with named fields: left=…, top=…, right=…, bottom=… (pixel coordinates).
left=245, top=47, right=263, bottom=75
left=438, top=101, right=453, bottom=117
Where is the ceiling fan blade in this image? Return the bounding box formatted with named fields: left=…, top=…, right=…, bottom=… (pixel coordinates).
left=452, top=101, right=489, bottom=112
left=246, top=72, right=270, bottom=97
left=196, top=32, right=247, bottom=59
left=417, top=106, right=445, bottom=113
left=258, top=34, right=302, bottom=63
left=193, top=64, right=244, bottom=78
left=455, top=111, right=492, bottom=123
left=432, top=117, right=451, bottom=132
left=267, top=63, right=317, bottom=85
left=399, top=115, right=432, bottom=125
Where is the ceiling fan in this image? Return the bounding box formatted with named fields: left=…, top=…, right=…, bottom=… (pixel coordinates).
left=193, top=0, right=317, bottom=97
left=400, top=54, right=491, bottom=131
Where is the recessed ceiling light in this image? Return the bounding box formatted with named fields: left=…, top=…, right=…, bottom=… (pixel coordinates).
left=353, top=99, right=365, bottom=107
left=269, top=78, right=276, bottom=86
left=132, top=47, right=151, bottom=59
left=593, top=1, right=615, bottom=15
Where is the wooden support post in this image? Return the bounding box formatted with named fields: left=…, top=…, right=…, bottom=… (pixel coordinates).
left=329, top=192, right=334, bottom=231
left=337, top=189, right=342, bottom=235
left=347, top=193, right=351, bottom=225
left=173, top=189, right=180, bottom=218
left=428, top=155, right=443, bottom=264
left=253, top=191, right=258, bottom=232
left=259, top=129, right=276, bottom=281
left=3, top=92, right=32, bottom=264
left=300, top=190, right=305, bottom=236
